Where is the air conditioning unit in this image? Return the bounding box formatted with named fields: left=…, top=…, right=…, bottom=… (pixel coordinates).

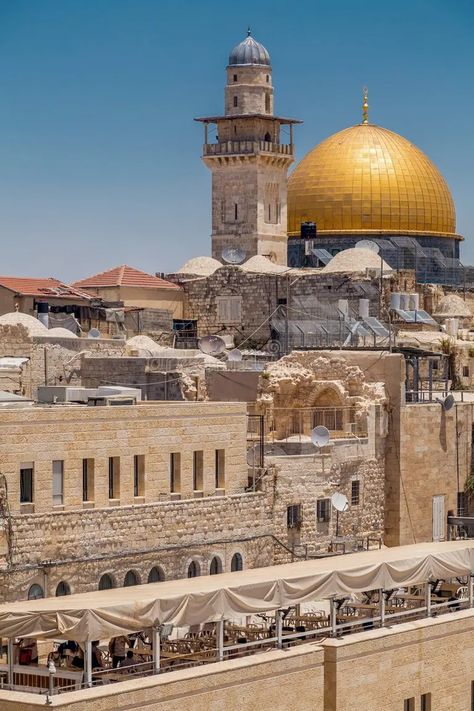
left=87, top=396, right=137, bottom=407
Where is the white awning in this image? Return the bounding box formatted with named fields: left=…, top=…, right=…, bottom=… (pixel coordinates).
left=0, top=541, right=472, bottom=641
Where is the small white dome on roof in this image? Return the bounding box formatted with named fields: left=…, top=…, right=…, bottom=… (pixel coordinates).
left=177, top=256, right=222, bottom=276
left=321, top=248, right=393, bottom=275
left=45, top=327, right=78, bottom=338
left=0, top=312, right=48, bottom=336
left=241, top=255, right=289, bottom=274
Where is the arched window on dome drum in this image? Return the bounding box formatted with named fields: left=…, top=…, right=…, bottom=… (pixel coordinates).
left=187, top=561, right=200, bottom=578
left=124, top=570, right=140, bottom=587
left=55, top=581, right=71, bottom=597
left=28, top=583, right=44, bottom=600
left=210, top=556, right=223, bottom=575
left=98, top=574, right=115, bottom=591
left=231, top=553, right=243, bottom=572
left=148, top=566, right=165, bottom=583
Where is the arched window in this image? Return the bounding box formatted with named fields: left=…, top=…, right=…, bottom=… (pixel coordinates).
left=123, top=570, right=140, bottom=587
left=98, top=574, right=115, bottom=591
left=187, top=561, right=200, bottom=578
left=148, top=566, right=165, bottom=583
left=264, top=132, right=271, bottom=142
left=55, top=581, right=70, bottom=597
left=210, top=556, right=223, bottom=575
left=265, top=93, right=270, bottom=112
left=231, top=553, right=243, bottom=572
left=28, top=583, right=44, bottom=600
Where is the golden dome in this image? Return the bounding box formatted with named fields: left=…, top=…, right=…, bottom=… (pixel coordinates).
left=288, top=123, right=458, bottom=238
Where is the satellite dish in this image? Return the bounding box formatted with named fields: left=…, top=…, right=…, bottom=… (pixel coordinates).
left=311, top=425, right=330, bottom=448
left=222, top=247, right=246, bottom=265
left=331, top=492, right=349, bottom=512
left=355, top=240, right=380, bottom=254
left=198, top=335, right=226, bottom=356
left=436, top=393, right=455, bottom=412
left=87, top=328, right=101, bottom=339
left=227, top=348, right=242, bottom=362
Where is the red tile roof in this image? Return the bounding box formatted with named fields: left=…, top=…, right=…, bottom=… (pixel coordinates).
left=71, top=265, right=180, bottom=290
left=0, top=276, right=91, bottom=300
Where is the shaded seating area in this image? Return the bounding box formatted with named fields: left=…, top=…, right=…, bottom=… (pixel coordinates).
left=0, top=541, right=473, bottom=697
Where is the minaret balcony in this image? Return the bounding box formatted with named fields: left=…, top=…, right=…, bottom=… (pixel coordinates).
left=203, top=140, right=294, bottom=157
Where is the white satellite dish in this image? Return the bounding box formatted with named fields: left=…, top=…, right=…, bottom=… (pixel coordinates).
left=436, top=393, right=455, bottom=412
left=198, top=335, right=226, bottom=356
left=227, top=348, right=242, bottom=362
left=311, top=425, right=330, bottom=448
left=331, top=492, right=349, bottom=512
left=222, top=247, right=246, bottom=265
left=355, top=239, right=380, bottom=254
left=87, top=328, right=101, bottom=339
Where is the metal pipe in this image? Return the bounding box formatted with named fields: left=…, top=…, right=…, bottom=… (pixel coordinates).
left=217, top=620, right=224, bottom=662
left=7, top=639, right=13, bottom=690
left=153, top=627, right=160, bottom=674
left=330, top=598, right=337, bottom=637
left=470, top=574, right=474, bottom=609
left=425, top=582, right=432, bottom=618
left=379, top=589, right=386, bottom=627
left=276, top=609, right=283, bottom=649
left=85, top=641, right=92, bottom=688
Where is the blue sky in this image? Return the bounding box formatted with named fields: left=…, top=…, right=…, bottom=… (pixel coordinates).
left=0, top=0, right=472, bottom=281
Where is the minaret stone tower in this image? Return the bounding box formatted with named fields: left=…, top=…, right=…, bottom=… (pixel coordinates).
left=195, top=30, right=301, bottom=264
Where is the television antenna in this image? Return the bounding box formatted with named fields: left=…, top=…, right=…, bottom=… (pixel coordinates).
left=355, top=239, right=380, bottom=254
left=227, top=348, right=242, bottom=362
left=198, top=335, right=226, bottom=356
left=87, top=328, right=101, bottom=339
left=330, top=491, right=349, bottom=537
left=436, top=393, right=455, bottom=412
left=311, top=425, right=330, bottom=449
left=222, top=247, right=246, bottom=265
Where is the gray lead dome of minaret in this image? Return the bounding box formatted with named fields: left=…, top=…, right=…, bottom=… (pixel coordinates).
left=228, top=29, right=270, bottom=66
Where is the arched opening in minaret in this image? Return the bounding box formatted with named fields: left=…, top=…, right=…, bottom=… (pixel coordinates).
left=264, top=132, right=271, bottom=143
left=265, top=93, right=270, bottom=113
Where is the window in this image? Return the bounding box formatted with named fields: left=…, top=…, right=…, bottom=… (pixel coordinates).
left=215, top=449, right=225, bottom=489
left=108, top=457, right=120, bottom=499
left=233, top=96, right=238, bottom=107
left=133, top=455, right=145, bottom=497
left=148, top=566, right=165, bottom=583
left=268, top=204, right=271, bottom=221
left=404, top=699, right=415, bottom=711
left=98, top=574, right=115, bottom=590
left=20, top=463, right=34, bottom=503
left=464, top=366, right=470, bottom=377
left=82, top=459, right=94, bottom=502
left=316, top=499, right=330, bottom=523
left=265, top=92, right=270, bottom=112
left=216, top=295, right=242, bottom=324
left=170, top=452, right=181, bottom=493
left=27, top=584, right=44, bottom=600
left=193, top=451, right=203, bottom=491
left=52, top=460, right=64, bottom=506
left=231, top=553, right=243, bottom=571
left=56, top=581, right=70, bottom=597
left=124, top=570, right=140, bottom=587
left=458, top=491, right=467, bottom=516
left=471, top=680, right=474, bottom=711
left=266, top=74, right=270, bottom=83
left=210, top=556, right=223, bottom=575
left=351, top=480, right=360, bottom=506
left=187, top=561, right=200, bottom=578
left=233, top=73, right=237, bottom=81
left=287, top=504, right=302, bottom=529
left=421, top=693, right=431, bottom=711
left=234, top=202, right=238, bottom=220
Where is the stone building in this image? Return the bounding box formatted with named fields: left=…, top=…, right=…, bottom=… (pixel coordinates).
left=195, top=31, right=301, bottom=265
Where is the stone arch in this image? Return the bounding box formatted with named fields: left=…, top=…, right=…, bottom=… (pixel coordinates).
left=98, top=573, right=116, bottom=591
left=123, top=570, right=141, bottom=587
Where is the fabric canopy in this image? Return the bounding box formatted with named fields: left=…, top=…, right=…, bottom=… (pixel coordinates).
left=0, top=541, right=473, bottom=642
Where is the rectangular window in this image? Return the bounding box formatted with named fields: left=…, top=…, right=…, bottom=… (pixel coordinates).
left=20, top=462, right=34, bottom=503
left=287, top=504, right=302, bottom=529
left=193, top=451, right=203, bottom=491
left=108, top=457, right=120, bottom=500
left=404, top=699, right=415, bottom=711
left=215, top=449, right=225, bottom=489
left=351, top=480, right=360, bottom=506
left=421, top=693, right=431, bottom=711
left=133, top=455, right=145, bottom=497
left=216, top=295, right=242, bottom=324
left=233, top=96, right=238, bottom=107
left=316, top=498, right=330, bottom=523
left=471, top=680, right=474, bottom=711
left=458, top=491, right=466, bottom=516
left=82, top=459, right=94, bottom=502
left=464, top=366, right=470, bottom=377
left=268, top=204, right=271, bottom=221
left=233, top=73, right=237, bottom=82
left=52, top=460, right=64, bottom=506
left=170, top=452, right=181, bottom=494
left=234, top=202, right=238, bottom=220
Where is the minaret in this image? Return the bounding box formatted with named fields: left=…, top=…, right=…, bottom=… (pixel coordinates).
left=195, top=31, right=301, bottom=264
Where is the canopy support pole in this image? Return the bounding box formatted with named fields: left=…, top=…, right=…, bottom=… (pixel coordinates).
left=217, top=620, right=224, bottom=662
left=153, top=627, right=160, bottom=674
left=85, top=641, right=92, bottom=688
left=425, top=582, right=432, bottom=617
left=470, top=574, right=474, bottom=608
left=7, top=639, right=13, bottom=690
left=379, top=589, right=385, bottom=627
left=330, top=598, right=337, bottom=637
left=276, top=609, right=283, bottom=649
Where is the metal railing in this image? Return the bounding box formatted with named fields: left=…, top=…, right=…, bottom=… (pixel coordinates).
left=203, top=140, right=293, bottom=157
